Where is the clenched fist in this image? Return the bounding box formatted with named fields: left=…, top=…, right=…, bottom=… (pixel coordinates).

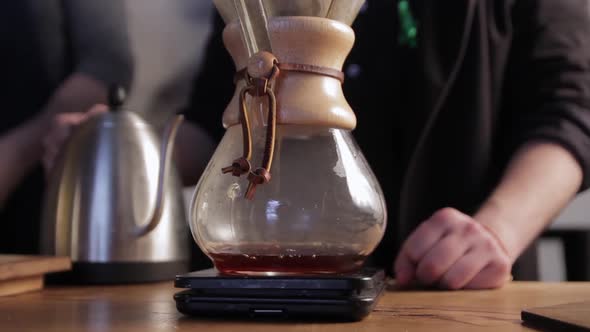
left=394, top=207, right=512, bottom=290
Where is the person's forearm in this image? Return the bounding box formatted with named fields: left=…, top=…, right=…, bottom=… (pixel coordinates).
left=0, top=113, right=49, bottom=204
left=44, top=73, right=108, bottom=115
left=0, top=72, right=108, bottom=205
left=474, top=141, right=583, bottom=261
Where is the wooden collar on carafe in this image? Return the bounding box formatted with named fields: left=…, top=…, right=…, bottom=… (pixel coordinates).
left=233, top=60, right=345, bottom=84
left=222, top=51, right=345, bottom=200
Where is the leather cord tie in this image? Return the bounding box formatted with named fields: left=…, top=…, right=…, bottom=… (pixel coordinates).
left=234, top=63, right=345, bottom=84
left=222, top=51, right=280, bottom=200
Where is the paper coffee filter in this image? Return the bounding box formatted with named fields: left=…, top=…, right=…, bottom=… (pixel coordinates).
left=213, top=0, right=365, bottom=26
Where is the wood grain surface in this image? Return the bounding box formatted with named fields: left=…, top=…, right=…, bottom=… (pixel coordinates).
left=1, top=280, right=589, bottom=332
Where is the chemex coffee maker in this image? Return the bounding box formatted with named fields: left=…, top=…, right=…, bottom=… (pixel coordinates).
left=175, top=0, right=388, bottom=321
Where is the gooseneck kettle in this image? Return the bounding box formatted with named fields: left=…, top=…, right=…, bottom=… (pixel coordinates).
left=41, top=86, right=190, bottom=283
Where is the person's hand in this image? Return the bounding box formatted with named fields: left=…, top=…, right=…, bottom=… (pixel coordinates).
left=41, top=104, right=108, bottom=174
left=394, top=207, right=513, bottom=290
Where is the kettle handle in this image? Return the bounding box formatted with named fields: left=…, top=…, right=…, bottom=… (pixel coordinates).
left=133, top=114, right=184, bottom=237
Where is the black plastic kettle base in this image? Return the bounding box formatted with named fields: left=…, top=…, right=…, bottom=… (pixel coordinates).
left=46, top=260, right=190, bottom=285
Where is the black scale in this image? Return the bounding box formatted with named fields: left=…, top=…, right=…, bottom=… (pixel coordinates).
left=174, top=267, right=386, bottom=321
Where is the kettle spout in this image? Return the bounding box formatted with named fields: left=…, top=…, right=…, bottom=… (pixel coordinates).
left=134, top=114, right=184, bottom=237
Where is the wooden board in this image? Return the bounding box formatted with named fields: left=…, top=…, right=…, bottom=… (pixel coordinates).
left=522, top=300, right=590, bottom=331
left=0, top=255, right=71, bottom=296
left=0, top=275, right=44, bottom=297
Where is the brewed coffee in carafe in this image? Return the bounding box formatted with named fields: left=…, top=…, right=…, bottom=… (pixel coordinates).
left=189, top=0, right=387, bottom=275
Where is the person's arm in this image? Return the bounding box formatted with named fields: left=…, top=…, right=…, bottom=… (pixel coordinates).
left=0, top=75, right=106, bottom=206
left=395, top=0, right=590, bottom=289
left=0, top=75, right=109, bottom=206
left=42, top=73, right=108, bottom=116
left=0, top=114, right=48, bottom=205
left=475, top=141, right=582, bottom=266
left=394, top=141, right=581, bottom=289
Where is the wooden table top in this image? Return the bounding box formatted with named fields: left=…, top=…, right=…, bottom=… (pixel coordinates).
left=1, top=281, right=589, bottom=332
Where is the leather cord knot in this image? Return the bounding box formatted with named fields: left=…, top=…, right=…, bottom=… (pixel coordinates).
left=249, top=64, right=280, bottom=97
left=234, top=63, right=344, bottom=84
left=245, top=168, right=272, bottom=200
left=221, top=157, right=251, bottom=177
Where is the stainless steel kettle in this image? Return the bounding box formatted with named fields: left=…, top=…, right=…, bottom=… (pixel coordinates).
left=41, top=87, right=189, bottom=283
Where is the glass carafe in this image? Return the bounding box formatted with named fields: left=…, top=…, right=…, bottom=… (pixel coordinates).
left=190, top=1, right=386, bottom=275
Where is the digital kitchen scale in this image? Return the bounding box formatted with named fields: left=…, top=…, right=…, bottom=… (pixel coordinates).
left=174, top=267, right=386, bottom=321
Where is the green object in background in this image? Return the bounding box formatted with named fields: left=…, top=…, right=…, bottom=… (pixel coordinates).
left=398, top=0, right=418, bottom=48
